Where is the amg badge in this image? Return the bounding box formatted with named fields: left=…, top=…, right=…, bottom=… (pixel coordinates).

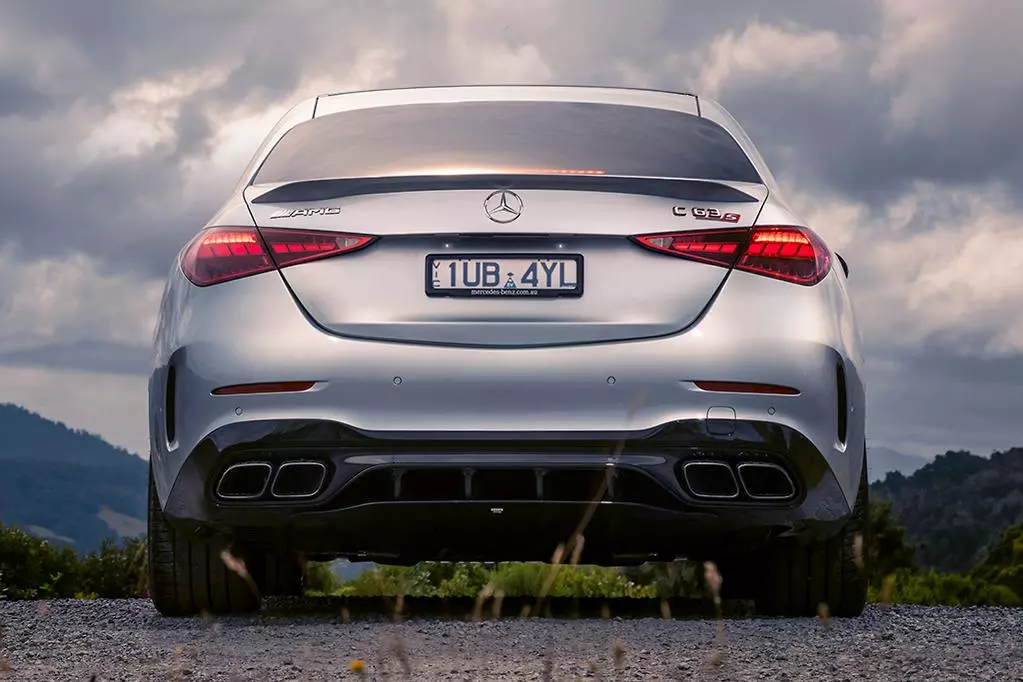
left=269, top=207, right=341, bottom=219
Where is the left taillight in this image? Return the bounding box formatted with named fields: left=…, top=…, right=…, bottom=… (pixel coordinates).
left=631, top=225, right=832, bottom=286
left=180, top=226, right=376, bottom=287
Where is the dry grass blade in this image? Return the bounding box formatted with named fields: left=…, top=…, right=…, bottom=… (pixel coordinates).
left=491, top=588, right=505, bottom=620
left=541, top=650, right=554, bottom=682
left=131, top=537, right=149, bottom=596
left=611, top=639, right=626, bottom=673
left=570, top=533, right=586, bottom=567
left=472, top=582, right=496, bottom=622
left=853, top=533, right=864, bottom=570
left=170, top=644, right=184, bottom=682
left=817, top=602, right=831, bottom=629
left=392, top=593, right=405, bottom=623
left=219, top=548, right=261, bottom=600
left=349, top=658, right=367, bottom=678
left=703, top=561, right=727, bottom=669
left=532, top=390, right=650, bottom=617
left=880, top=573, right=896, bottom=612
left=531, top=542, right=568, bottom=616
left=388, top=636, right=412, bottom=676
left=660, top=598, right=672, bottom=619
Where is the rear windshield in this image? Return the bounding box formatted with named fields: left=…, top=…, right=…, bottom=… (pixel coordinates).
left=252, top=101, right=762, bottom=185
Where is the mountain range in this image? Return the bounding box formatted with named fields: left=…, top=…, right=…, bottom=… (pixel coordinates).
left=871, top=447, right=1023, bottom=572
left=866, top=444, right=928, bottom=482
left=0, top=403, right=147, bottom=552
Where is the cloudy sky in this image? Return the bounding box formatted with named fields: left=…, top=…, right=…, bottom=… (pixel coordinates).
left=1, top=0, right=1021, bottom=461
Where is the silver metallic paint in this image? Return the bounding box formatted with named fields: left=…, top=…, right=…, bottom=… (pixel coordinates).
left=148, top=86, right=866, bottom=520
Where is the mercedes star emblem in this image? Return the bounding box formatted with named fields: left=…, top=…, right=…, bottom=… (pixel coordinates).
left=483, top=189, right=523, bottom=223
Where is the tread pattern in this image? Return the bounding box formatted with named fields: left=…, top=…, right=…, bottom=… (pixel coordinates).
left=755, top=447, right=869, bottom=617
left=257, top=551, right=306, bottom=597
left=147, top=468, right=261, bottom=616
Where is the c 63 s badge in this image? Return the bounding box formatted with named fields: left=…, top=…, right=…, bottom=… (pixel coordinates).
left=672, top=206, right=741, bottom=223
left=269, top=207, right=341, bottom=219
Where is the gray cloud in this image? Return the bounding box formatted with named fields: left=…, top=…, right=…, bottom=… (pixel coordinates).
left=0, top=0, right=1021, bottom=456
left=0, top=341, right=150, bottom=376
left=865, top=346, right=1023, bottom=457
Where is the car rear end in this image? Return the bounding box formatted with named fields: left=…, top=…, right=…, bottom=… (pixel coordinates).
left=146, top=86, right=867, bottom=617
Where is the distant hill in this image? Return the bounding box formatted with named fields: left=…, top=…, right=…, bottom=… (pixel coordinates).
left=871, top=447, right=1023, bottom=573
left=0, top=403, right=147, bottom=553
left=867, top=445, right=928, bottom=482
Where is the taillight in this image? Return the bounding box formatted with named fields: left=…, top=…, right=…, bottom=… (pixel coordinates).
left=260, top=228, right=375, bottom=267
left=631, top=225, right=831, bottom=285
left=180, top=228, right=274, bottom=287
left=180, top=226, right=375, bottom=287
left=632, top=229, right=747, bottom=268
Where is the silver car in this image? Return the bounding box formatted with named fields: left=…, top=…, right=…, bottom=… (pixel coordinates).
left=146, top=85, right=868, bottom=617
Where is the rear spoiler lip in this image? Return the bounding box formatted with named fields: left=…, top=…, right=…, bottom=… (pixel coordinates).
left=248, top=174, right=763, bottom=205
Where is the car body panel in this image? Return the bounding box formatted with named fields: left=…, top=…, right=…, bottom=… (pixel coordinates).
left=148, top=85, right=867, bottom=563
left=242, top=186, right=770, bottom=346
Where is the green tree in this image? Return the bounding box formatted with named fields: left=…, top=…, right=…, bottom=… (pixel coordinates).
left=867, top=499, right=918, bottom=587
left=970, top=522, right=1023, bottom=602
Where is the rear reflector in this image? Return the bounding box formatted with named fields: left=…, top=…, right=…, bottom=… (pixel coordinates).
left=632, top=225, right=832, bottom=285
left=693, top=381, right=800, bottom=395
left=211, top=381, right=317, bottom=396
left=180, top=226, right=376, bottom=287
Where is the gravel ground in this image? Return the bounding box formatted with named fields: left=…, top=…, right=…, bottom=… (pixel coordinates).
left=1, top=599, right=1022, bottom=681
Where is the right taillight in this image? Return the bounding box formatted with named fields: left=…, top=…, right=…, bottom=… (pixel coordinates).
left=180, top=226, right=376, bottom=287
left=631, top=225, right=831, bottom=286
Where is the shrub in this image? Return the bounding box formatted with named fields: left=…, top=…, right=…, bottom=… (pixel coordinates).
left=873, top=568, right=1020, bottom=607
left=76, top=536, right=148, bottom=598
left=308, top=561, right=655, bottom=599
left=0, top=523, right=79, bottom=599
left=0, top=523, right=146, bottom=599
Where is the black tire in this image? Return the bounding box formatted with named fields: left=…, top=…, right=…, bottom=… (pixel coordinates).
left=754, top=447, right=869, bottom=618
left=254, top=551, right=306, bottom=597
left=147, top=467, right=262, bottom=616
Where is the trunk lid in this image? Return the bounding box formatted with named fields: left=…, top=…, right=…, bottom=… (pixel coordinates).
left=244, top=179, right=768, bottom=347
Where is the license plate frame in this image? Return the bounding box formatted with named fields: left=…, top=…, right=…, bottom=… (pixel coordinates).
left=425, top=253, right=584, bottom=299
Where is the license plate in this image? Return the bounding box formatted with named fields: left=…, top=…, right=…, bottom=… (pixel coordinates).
left=426, top=254, right=583, bottom=298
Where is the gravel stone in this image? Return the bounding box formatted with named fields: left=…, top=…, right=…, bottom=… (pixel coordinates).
left=0, top=600, right=1021, bottom=680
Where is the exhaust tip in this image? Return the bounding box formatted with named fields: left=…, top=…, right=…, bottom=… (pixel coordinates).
left=681, top=460, right=739, bottom=499
left=271, top=461, right=328, bottom=499
left=736, top=462, right=796, bottom=500
left=216, top=462, right=273, bottom=500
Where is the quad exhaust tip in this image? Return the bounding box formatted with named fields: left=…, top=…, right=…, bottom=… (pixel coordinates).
left=681, top=460, right=740, bottom=500
left=736, top=462, right=796, bottom=500
left=215, top=460, right=328, bottom=501
left=270, top=461, right=328, bottom=499
left=215, top=462, right=273, bottom=500
left=680, top=459, right=796, bottom=501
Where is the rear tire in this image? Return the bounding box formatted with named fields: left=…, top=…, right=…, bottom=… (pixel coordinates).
left=147, top=467, right=262, bottom=617
left=754, top=447, right=869, bottom=617
left=254, top=551, right=306, bottom=597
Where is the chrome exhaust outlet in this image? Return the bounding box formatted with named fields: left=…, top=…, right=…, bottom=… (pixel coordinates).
left=736, top=462, right=796, bottom=500
left=270, top=461, right=328, bottom=499
left=681, top=461, right=739, bottom=500
left=216, top=462, right=273, bottom=500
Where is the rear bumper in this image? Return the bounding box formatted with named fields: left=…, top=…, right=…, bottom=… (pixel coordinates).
left=150, top=265, right=866, bottom=512
left=161, top=417, right=853, bottom=564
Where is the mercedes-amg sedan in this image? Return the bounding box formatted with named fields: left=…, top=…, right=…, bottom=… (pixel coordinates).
left=146, top=85, right=868, bottom=618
